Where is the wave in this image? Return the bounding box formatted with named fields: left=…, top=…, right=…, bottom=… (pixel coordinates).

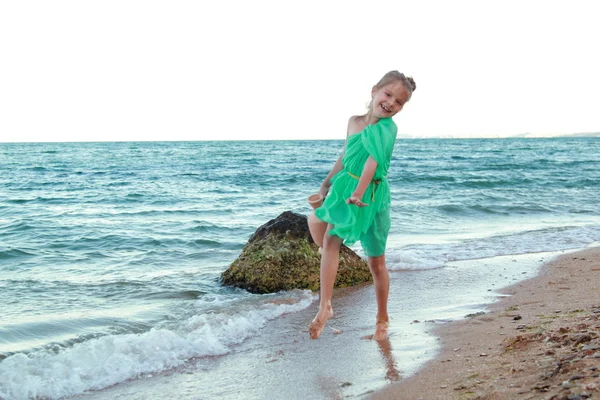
left=141, top=290, right=206, bottom=300
left=104, top=181, right=133, bottom=188
left=0, top=279, right=205, bottom=302
left=564, top=178, right=600, bottom=188
left=186, top=221, right=230, bottom=233
left=454, top=178, right=536, bottom=188
left=4, top=195, right=79, bottom=205
left=387, top=225, right=600, bottom=270
left=399, top=174, right=456, bottom=183
left=108, top=209, right=207, bottom=218
left=4, top=198, right=34, bottom=205
left=47, top=234, right=235, bottom=252
left=0, top=248, right=37, bottom=260
left=438, top=204, right=508, bottom=215
left=191, top=238, right=239, bottom=248
left=0, top=290, right=313, bottom=400
left=437, top=203, right=552, bottom=216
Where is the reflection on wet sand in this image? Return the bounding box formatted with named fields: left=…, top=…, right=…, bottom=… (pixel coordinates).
left=377, top=338, right=401, bottom=382
left=313, top=336, right=401, bottom=399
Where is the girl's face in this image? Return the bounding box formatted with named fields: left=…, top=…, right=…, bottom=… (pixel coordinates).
left=370, top=82, right=410, bottom=119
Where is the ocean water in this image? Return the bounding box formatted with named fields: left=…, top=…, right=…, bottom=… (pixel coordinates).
left=1, top=138, right=599, bottom=399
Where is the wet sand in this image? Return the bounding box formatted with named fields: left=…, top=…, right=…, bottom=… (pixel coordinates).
left=72, top=279, right=435, bottom=400
left=373, top=246, right=600, bottom=400
left=72, top=251, right=553, bottom=400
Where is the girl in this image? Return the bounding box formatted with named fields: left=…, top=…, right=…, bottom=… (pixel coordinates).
left=308, top=71, right=416, bottom=340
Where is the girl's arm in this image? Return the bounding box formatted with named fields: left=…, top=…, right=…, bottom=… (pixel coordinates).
left=346, top=156, right=377, bottom=207
left=319, top=152, right=344, bottom=197
left=319, top=116, right=357, bottom=196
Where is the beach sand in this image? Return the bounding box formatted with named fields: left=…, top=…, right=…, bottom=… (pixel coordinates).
left=68, top=248, right=599, bottom=400
left=373, top=246, right=600, bottom=400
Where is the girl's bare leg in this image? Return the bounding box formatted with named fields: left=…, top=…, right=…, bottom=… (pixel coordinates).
left=368, top=254, right=390, bottom=340
left=309, top=225, right=342, bottom=339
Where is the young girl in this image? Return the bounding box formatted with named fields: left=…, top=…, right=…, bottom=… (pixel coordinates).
left=309, top=71, right=416, bottom=340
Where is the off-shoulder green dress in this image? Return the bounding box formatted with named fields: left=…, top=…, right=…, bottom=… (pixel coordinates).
left=315, top=118, right=398, bottom=257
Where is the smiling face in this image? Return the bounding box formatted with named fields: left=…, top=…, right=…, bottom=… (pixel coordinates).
left=370, top=82, right=410, bottom=119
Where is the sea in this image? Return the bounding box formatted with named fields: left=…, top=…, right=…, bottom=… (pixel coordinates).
left=1, top=138, right=599, bottom=399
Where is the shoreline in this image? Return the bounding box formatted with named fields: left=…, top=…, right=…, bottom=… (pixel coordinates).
left=33, top=248, right=599, bottom=400
left=68, top=251, right=554, bottom=400
left=373, top=246, right=600, bottom=400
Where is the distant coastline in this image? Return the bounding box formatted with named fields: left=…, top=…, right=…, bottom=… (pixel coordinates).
left=509, top=131, right=600, bottom=138
left=396, top=131, right=600, bottom=139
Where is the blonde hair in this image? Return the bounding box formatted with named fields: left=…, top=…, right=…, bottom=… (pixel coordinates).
left=374, top=70, right=416, bottom=100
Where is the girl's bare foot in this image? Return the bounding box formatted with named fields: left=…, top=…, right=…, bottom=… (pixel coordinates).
left=308, top=303, right=333, bottom=339
left=373, top=320, right=389, bottom=341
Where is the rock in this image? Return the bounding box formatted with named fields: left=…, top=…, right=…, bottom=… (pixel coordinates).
left=465, top=311, right=485, bottom=318
left=533, top=383, right=550, bottom=392
left=573, top=334, right=592, bottom=345
left=220, top=211, right=371, bottom=293
left=561, top=380, right=575, bottom=389
left=581, top=344, right=600, bottom=352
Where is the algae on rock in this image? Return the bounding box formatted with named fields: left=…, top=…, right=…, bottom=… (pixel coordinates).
left=221, top=211, right=371, bottom=294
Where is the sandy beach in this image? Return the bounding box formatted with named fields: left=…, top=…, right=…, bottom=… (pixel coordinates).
left=374, top=246, right=600, bottom=400
left=22, top=247, right=599, bottom=400
left=66, top=250, right=571, bottom=400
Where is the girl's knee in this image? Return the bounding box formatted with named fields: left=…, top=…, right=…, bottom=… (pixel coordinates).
left=323, top=228, right=342, bottom=249
left=368, top=255, right=387, bottom=274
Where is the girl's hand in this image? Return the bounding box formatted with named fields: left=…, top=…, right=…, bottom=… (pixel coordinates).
left=346, top=195, right=368, bottom=207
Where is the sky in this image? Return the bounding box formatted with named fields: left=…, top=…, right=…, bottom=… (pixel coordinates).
left=1, top=0, right=599, bottom=142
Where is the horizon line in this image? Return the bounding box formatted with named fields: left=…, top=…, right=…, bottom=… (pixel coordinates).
left=1, top=132, right=599, bottom=144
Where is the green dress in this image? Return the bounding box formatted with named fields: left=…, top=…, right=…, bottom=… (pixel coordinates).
left=315, top=117, right=398, bottom=257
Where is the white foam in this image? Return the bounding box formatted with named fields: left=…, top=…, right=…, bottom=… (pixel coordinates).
left=0, top=290, right=313, bottom=400
left=387, top=224, right=600, bottom=270
left=386, top=252, right=444, bottom=270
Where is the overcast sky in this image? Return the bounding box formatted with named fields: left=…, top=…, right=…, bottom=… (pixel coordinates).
left=1, top=0, right=598, bottom=142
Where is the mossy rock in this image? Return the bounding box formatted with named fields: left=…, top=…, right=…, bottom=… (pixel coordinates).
left=221, top=211, right=371, bottom=294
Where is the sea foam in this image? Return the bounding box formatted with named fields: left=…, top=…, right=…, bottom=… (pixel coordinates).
left=0, top=290, right=313, bottom=400
left=387, top=225, right=600, bottom=270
